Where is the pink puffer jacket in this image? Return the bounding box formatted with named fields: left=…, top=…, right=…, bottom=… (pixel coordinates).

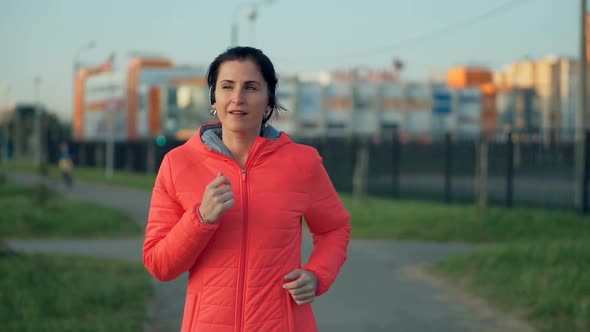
left=143, top=123, right=351, bottom=332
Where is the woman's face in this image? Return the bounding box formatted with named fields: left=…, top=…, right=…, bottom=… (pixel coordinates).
left=213, top=59, right=270, bottom=136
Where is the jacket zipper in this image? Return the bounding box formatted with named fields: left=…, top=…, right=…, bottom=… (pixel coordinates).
left=236, top=168, right=248, bottom=332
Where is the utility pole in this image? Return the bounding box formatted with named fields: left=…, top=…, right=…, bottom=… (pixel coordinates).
left=230, top=0, right=276, bottom=47
left=105, top=95, right=115, bottom=179
left=247, top=5, right=257, bottom=46
left=2, top=84, right=10, bottom=163
left=33, top=76, right=42, bottom=167
left=231, top=3, right=246, bottom=46
left=14, top=99, right=21, bottom=159
left=477, top=135, right=489, bottom=214
left=576, top=0, right=588, bottom=213
left=105, top=55, right=116, bottom=180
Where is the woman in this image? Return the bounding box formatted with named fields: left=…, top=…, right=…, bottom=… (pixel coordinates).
left=143, top=46, right=351, bottom=332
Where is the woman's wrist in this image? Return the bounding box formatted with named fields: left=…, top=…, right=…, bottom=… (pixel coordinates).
left=197, top=207, right=212, bottom=224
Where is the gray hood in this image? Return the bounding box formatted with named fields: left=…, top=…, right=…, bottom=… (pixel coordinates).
left=200, top=123, right=282, bottom=159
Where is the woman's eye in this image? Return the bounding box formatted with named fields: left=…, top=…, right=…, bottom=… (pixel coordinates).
left=222, top=86, right=232, bottom=90
left=246, top=86, right=257, bottom=90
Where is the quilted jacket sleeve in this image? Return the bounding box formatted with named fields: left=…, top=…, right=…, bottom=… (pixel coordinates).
left=143, top=155, right=220, bottom=282
left=302, top=150, right=351, bottom=296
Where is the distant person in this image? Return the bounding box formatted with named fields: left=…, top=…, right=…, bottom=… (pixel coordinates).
left=57, top=142, right=74, bottom=188
left=143, top=46, right=351, bottom=331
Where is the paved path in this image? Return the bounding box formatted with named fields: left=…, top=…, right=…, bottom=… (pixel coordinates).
left=6, top=172, right=534, bottom=332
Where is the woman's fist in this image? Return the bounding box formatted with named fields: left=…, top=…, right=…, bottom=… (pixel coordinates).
left=198, top=171, right=234, bottom=223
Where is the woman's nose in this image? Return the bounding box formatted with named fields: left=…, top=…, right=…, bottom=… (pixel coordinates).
left=231, top=88, right=245, bottom=104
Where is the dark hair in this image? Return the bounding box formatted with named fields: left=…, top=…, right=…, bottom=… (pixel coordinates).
left=206, top=46, right=285, bottom=125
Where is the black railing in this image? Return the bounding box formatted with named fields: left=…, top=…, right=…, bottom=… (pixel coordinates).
left=3, top=129, right=589, bottom=213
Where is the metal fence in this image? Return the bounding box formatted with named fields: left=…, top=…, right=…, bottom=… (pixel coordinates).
left=12, top=129, right=589, bottom=212
left=296, top=134, right=582, bottom=210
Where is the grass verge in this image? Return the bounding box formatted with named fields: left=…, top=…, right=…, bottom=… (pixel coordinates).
left=2, top=160, right=155, bottom=190
left=342, top=195, right=590, bottom=243
left=0, top=251, right=152, bottom=332
left=343, top=195, right=590, bottom=331
left=431, top=241, right=589, bottom=332
left=0, top=182, right=141, bottom=238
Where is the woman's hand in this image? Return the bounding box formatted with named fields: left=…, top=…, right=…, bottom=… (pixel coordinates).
left=198, top=172, right=234, bottom=223
left=283, top=269, right=318, bottom=305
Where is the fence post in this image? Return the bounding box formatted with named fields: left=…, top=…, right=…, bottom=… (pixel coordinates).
left=582, top=131, right=590, bottom=214
left=146, top=139, right=156, bottom=174
left=14, top=109, right=22, bottom=159
left=392, top=126, right=400, bottom=199
left=477, top=135, right=489, bottom=213
left=506, top=131, right=514, bottom=208
left=352, top=136, right=369, bottom=204
left=78, top=142, right=86, bottom=167
left=125, top=143, right=134, bottom=172
left=95, top=142, right=105, bottom=168
left=315, top=137, right=322, bottom=157
left=444, top=133, right=453, bottom=203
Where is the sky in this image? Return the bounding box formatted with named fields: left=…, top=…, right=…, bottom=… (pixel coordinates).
left=0, top=0, right=582, bottom=121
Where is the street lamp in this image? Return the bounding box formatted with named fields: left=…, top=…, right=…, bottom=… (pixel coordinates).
left=230, top=0, right=276, bottom=47
left=245, top=4, right=258, bottom=46
left=230, top=4, right=246, bottom=46
left=1, top=83, right=11, bottom=163
left=105, top=53, right=117, bottom=180
left=33, top=76, right=41, bottom=167
left=74, top=41, right=96, bottom=73
left=575, top=0, right=588, bottom=213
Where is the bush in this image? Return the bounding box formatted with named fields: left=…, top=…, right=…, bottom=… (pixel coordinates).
left=34, top=183, right=55, bottom=208
left=0, top=240, right=13, bottom=257
left=38, top=162, right=50, bottom=177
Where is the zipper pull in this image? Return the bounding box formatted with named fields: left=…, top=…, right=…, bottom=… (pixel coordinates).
left=241, top=169, right=247, bottom=181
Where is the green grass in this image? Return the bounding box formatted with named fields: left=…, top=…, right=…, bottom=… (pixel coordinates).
left=0, top=251, right=152, bottom=332
left=5, top=160, right=590, bottom=243
left=342, top=195, right=590, bottom=243
left=5, top=161, right=589, bottom=331
left=2, top=159, right=155, bottom=190
left=0, top=183, right=141, bottom=238
left=343, top=194, right=590, bottom=331
left=72, top=167, right=155, bottom=190
left=431, top=241, right=590, bottom=332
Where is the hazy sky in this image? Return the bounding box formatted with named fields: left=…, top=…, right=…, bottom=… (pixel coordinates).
left=0, top=0, right=581, bottom=120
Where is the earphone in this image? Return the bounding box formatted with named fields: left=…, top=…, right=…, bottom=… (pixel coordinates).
left=209, top=85, right=215, bottom=105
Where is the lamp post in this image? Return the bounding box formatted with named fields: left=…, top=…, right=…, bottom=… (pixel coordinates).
left=575, top=0, right=588, bottom=213
left=74, top=41, right=96, bottom=75
left=1, top=83, right=10, bottom=163
left=33, top=76, right=41, bottom=167
left=230, top=4, right=244, bottom=46
left=246, top=5, right=258, bottom=46
left=230, top=0, right=276, bottom=47
left=105, top=54, right=117, bottom=180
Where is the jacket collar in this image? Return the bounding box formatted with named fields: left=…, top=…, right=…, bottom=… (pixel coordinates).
left=186, top=121, right=292, bottom=163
